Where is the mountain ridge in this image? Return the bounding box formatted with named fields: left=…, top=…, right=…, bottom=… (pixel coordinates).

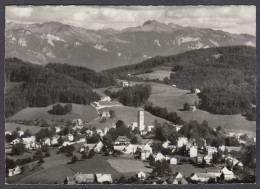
left=5, top=20, right=256, bottom=71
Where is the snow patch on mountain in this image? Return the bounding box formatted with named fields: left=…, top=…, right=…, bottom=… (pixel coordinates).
left=117, top=52, right=121, bottom=57
left=188, top=41, right=205, bottom=50
left=154, top=40, right=161, bottom=47
left=209, top=39, right=219, bottom=47
left=93, top=44, right=108, bottom=52
left=177, top=36, right=200, bottom=45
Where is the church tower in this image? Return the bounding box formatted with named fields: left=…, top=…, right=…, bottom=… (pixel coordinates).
left=138, top=110, right=145, bottom=131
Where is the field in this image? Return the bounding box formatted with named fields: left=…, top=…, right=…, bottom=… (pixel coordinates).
left=170, top=164, right=218, bottom=177
left=108, top=159, right=152, bottom=173
left=136, top=70, right=173, bottom=81
left=5, top=123, right=41, bottom=134
left=7, top=103, right=98, bottom=123
left=147, top=82, right=256, bottom=136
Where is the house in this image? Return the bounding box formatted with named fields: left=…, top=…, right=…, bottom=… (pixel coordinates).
left=55, top=126, right=61, bottom=133
left=67, top=133, right=74, bottom=142
left=219, top=145, right=226, bottom=152
left=189, top=146, right=198, bottom=157
left=172, top=125, right=183, bottom=132
left=103, top=127, right=109, bottom=135
left=162, top=140, right=171, bottom=149
left=76, top=136, right=86, bottom=143
left=22, top=136, right=36, bottom=149
left=189, top=105, right=196, bottom=111
left=8, top=166, right=22, bottom=177
left=147, top=125, right=155, bottom=132
left=94, top=141, right=103, bottom=153
left=170, top=172, right=187, bottom=184
left=197, top=154, right=204, bottom=164
left=204, top=154, right=213, bottom=165
left=66, top=172, right=94, bottom=184
left=141, top=150, right=151, bottom=160
left=172, top=85, right=176, bottom=87
left=206, top=146, right=218, bottom=155
left=101, top=111, right=110, bottom=118
left=11, top=138, right=21, bottom=145
left=96, top=173, right=113, bottom=183
left=93, top=102, right=100, bottom=107
left=221, top=167, right=236, bottom=180
left=18, top=130, right=24, bottom=137
left=123, top=144, right=139, bottom=154
left=101, top=96, right=111, bottom=102
left=195, top=88, right=201, bottom=94
left=5, top=131, right=12, bottom=135
left=51, top=135, right=59, bottom=145
left=114, top=136, right=130, bottom=145
left=62, top=138, right=72, bottom=146
left=155, top=153, right=166, bottom=161
left=42, top=137, right=51, bottom=146
left=73, top=119, right=83, bottom=126
left=96, top=129, right=104, bottom=137
left=170, top=157, right=178, bottom=165
left=177, top=137, right=188, bottom=148
left=137, top=171, right=146, bottom=180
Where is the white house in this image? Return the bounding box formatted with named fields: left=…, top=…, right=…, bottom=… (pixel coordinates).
left=114, top=136, right=130, bottom=145
left=122, top=81, right=130, bottom=87
left=55, top=126, right=61, bottom=133
left=155, top=153, right=166, bottom=161
left=103, top=127, right=109, bottom=135
left=147, top=125, right=155, bottom=132
left=62, top=138, right=72, bottom=146
left=221, top=167, right=236, bottom=181
left=85, top=129, right=94, bottom=137
left=131, top=122, right=138, bottom=131
left=170, top=157, right=178, bottom=165
left=101, top=96, right=111, bottom=102
left=42, top=137, right=51, bottom=146
left=51, top=135, right=59, bottom=145
left=195, top=88, right=201, bottom=94
left=206, top=146, right=218, bottom=155
left=96, top=129, right=104, bottom=137
left=73, top=119, right=83, bottom=126
left=5, top=131, right=12, bottom=135
left=67, top=133, right=74, bottom=142
left=96, top=173, right=113, bottom=183
left=101, top=111, right=110, bottom=118
left=94, top=141, right=104, bottom=153
left=162, top=140, right=171, bottom=149
left=22, top=136, right=36, bottom=149
left=11, top=138, right=21, bottom=145
left=204, top=154, right=213, bottom=165
left=18, top=130, right=24, bottom=137
left=137, top=171, right=146, bottom=180
left=8, top=166, right=22, bottom=177
left=177, top=137, right=188, bottom=148
left=123, top=144, right=139, bottom=154
left=189, top=146, right=198, bottom=157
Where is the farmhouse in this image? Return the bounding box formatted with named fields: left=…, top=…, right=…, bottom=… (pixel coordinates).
left=22, top=136, right=36, bottom=149
left=147, top=125, right=155, bottom=132
left=206, top=146, right=218, bottom=155
left=190, top=172, right=220, bottom=182
left=189, top=105, right=197, bottom=111
left=55, top=126, right=61, bottom=133
left=123, top=144, right=139, bottom=154
left=137, top=171, right=146, bottom=180
left=162, top=140, right=171, bottom=149
left=51, top=135, right=59, bottom=145
left=221, top=167, right=236, bottom=181
left=96, top=173, right=113, bottom=183
left=101, top=96, right=111, bottom=102
left=131, top=122, right=138, bottom=131
left=85, top=129, right=94, bottom=137
left=42, top=137, right=51, bottom=146
left=8, top=166, right=22, bottom=177
left=170, top=172, right=187, bottom=184
left=114, top=136, right=130, bottom=145
left=101, top=111, right=110, bottom=118
left=122, top=81, right=131, bottom=87
left=155, top=152, right=166, bottom=161
left=62, top=138, right=72, bottom=146
left=66, top=173, right=94, bottom=184
left=204, top=154, right=213, bottom=165
left=94, top=141, right=104, bottom=153
left=11, top=138, right=21, bottom=145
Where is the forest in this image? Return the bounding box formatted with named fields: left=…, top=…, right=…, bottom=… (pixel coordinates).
left=105, top=84, right=152, bottom=107
left=46, top=63, right=116, bottom=88
left=5, top=58, right=102, bottom=118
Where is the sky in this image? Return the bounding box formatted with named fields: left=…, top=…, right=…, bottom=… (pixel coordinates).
left=6, top=5, right=256, bottom=35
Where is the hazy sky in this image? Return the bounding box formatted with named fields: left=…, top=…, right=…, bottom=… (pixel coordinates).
left=6, top=5, right=256, bottom=35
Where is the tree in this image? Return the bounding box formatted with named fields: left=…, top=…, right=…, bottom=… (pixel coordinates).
left=38, top=158, right=45, bottom=164
left=12, top=143, right=26, bottom=155
left=88, top=149, right=95, bottom=159
left=71, top=155, right=78, bottom=163
left=183, top=103, right=190, bottom=111
left=81, top=152, right=88, bottom=160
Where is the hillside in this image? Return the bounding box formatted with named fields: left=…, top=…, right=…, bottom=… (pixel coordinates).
left=5, top=58, right=115, bottom=117
left=5, top=20, right=255, bottom=71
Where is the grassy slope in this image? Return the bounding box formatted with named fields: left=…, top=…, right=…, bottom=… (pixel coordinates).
left=7, top=103, right=98, bottom=123
left=5, top=123, right=41, bottom=134
left=147, top=82, right=256, bottom=136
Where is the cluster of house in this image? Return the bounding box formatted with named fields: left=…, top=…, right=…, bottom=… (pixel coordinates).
left=66, top=172, right=113, bottom=184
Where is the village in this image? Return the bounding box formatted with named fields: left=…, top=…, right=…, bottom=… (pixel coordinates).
left=5, top=93, right=256, bottom=185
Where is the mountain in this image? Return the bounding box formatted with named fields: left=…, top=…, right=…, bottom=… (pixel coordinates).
left=5, top=20, right=256, bottom=71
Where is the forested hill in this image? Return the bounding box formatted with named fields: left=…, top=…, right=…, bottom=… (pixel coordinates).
left=5, top=58, right=115, bottom=118
left=104, top=46, right=256, bottom=116
left=46, top=63, right=116, bottom=88
left=104, top=45, right=256, bottom=78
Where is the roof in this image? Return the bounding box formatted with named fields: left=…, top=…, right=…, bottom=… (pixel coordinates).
left=115, top=136, right=130, bottom=142
left=221, top=167, right=234, bottom=175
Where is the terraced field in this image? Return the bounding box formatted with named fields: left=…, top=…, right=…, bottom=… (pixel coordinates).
left=108, top=159, right=152, bottom=173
